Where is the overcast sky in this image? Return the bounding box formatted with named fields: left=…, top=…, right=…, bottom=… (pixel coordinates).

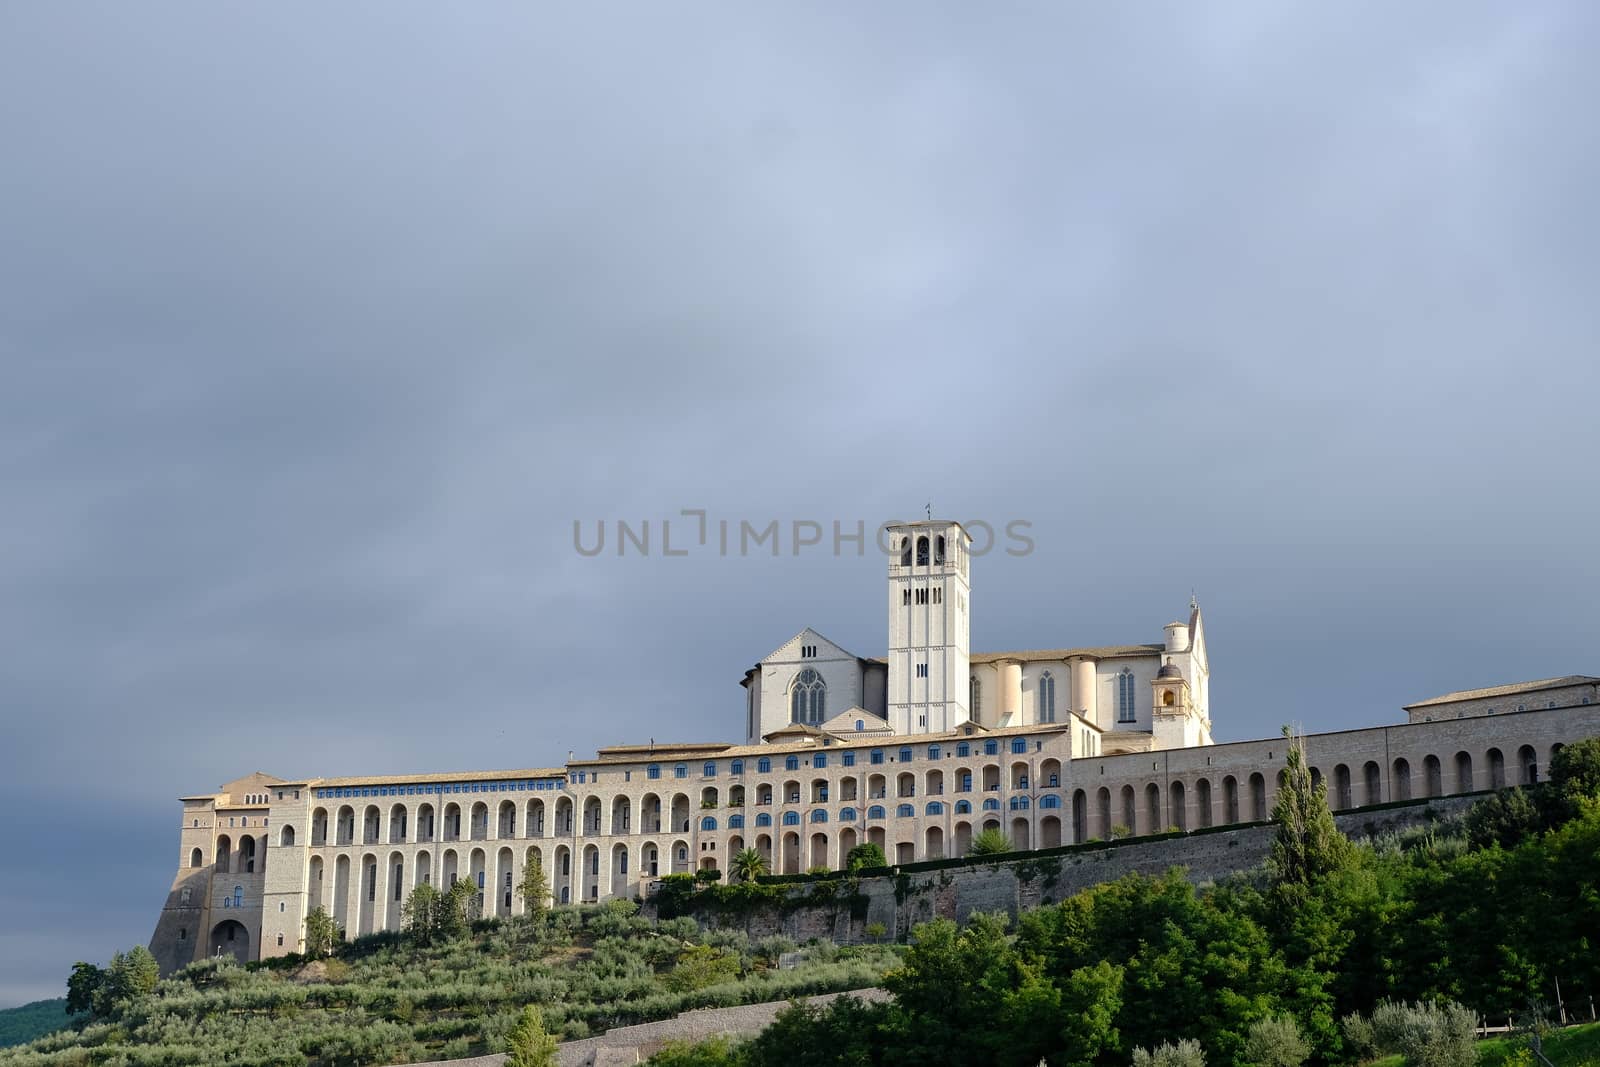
left=2, top=2, right=1597, bottom=1009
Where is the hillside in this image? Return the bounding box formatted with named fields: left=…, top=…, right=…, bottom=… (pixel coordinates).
left=0, top=903, right=898, bottom=1067
left=0, top=1002, right=74, bottom=1051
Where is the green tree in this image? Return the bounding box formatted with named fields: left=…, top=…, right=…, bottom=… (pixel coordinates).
left=648, top=1035, right=745, bottom=1066
left=967, top=828, right=1012, bottom=856
left=845, top=842, right=887, bottom=871
left=303, top=906, right=341, bottom=959
left=401, top=884, right=444, bottom=945
left=731, top=848, right=768, bottom=882
left=65, top=962, right=104, bottom=1017
left=664, top=944, right=742, bottom=992
left=1464, top=786, right=1544, bottom=849
left=97, top=947, right=159, bottom=1015
left=504, top=1004, right=559, bottom=1067
left=741, top=995, right=891, bottom=1067
left=1548, top=737, right=1600, bottom=814
left=518, top=860, right=551, bottom=920
left=444, top=877, right=479, bottom=938
left=1269, top=726, right=1352, bottom=889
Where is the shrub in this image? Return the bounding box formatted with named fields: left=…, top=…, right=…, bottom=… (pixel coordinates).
left=1241, top=1014, right=1309, bottom=1067
left=967, top=828, right=1012, bottom=856
left=1340, top=1011, right=1376, bottom=1059
left=1131, top=1038, right=1206, bottom=1066
left=1368, top=999, right=1479, bottom=1067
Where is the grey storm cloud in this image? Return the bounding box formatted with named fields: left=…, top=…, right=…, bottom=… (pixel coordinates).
left=1, top=1, right=1598, bottom=1006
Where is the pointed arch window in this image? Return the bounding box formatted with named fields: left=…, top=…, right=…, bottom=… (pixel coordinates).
left=970, top=677, right=980, bottom=717
left=1038, top=671, right=1056, bottom=723
left=790, top=669, right=826, bottom=725
left=1117, top=669, right=1137, bottom=723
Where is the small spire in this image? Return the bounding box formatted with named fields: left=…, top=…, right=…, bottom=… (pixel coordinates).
left=925, top=501, right=932, bottom=520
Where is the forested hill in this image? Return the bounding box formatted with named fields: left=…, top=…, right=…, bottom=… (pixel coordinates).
left=0, top=1001, right=73, bottom=1050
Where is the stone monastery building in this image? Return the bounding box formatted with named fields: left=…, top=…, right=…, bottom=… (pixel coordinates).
left=148, top=520, right=1600, bottom=973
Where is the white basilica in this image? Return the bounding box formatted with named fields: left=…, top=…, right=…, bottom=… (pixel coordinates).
left=741, top=520, right=1214, bottom=753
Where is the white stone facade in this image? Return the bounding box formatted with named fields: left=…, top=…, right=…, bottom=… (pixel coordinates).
left=146, top=520, right=1600, bottom=974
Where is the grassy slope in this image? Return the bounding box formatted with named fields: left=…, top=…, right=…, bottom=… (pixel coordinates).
left=0, top=908, right=898, bottom=1066
left=1370, top=1020, right=1600, bottom=1066
left=0, top=1002, right=75, bottom=1050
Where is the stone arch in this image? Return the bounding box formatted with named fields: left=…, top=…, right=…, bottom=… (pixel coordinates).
left=612, top=795, right=632, bottom=835
left=1010, top=816, right=1029, bottom=850
left=1096, top=786, right=1112, bottom=838
left=1195, top=778, right=1213, bottom=828
left=496, top=846, right=515, bottom=916
left=524, top=798, right=544, bottom=838
left=610, top=842, right=630, bottom=898
left=442, top=802, right=462, bottom=841
left=954, top=820, right=973, bottom=855
left=390, top=804, right=409, bottom=844
left=311, top=808, right=328, bottom=846
left=640, top=793, right=662, bottom=834
left=583, top=796, right=603, bottom=836
left=552, top=844, right=571, bottom=904
left=554, top=796, right=573, bottom=835
left=1423, top=755, right=1442, bottom=797
left=358, top=853, right=378, bottom=935
left=670, top=794, right=690, bottom=834
left=925, top=825, right=945, bottom=858
left=809, top=831, right=829, bottom=869
left=417, top=802, right=436, bottom=843
left=780, top=832, right=801, bottom=874
left=1038, top=815, right=1061, bottom=848
left=336, top=805, right=355, bottom=846
left=1455, top=751, right=1473, bottom=793
left=332, top=854, right=350, bottom=931
left=1392, top=758, right=1412, bottom=802
left=1072, top=789, right=1088, bottom=843
left=1040, top=758, right=1062, bottom=788
left=190, top=847, right=204, bottom=868
left=215, top=835, right=232, bottom=873
left=308, top=855, right=325, bottom=911
left=279, top=825, right=295, bottom=848
left=1362, top=761, right=1381, bottom=805
left=209, top=919, right=249, bottom=963
left=1333, top=765, right=1352, bottom=809
left=387, top=850, right=407, bottom=929
left=1144, top=782, right=1161, bottom=833
left=363, top=805, right=380, bottom=845
left=1169, top=780, right=1187, bottom=831
left=671, top=838, right=690, bottom=875
left=414, top=850, right=432, bottom=890
left=497, top=799, right=517, bottom=839
left=1488, top=747, right=1506, bottom=789
left=1249, top=773, right=1267, bottom=820
left=1517, top=744, right=1538, bottom=785
left=470, top=801, right=490, bottom=841
left=1120, top=784, right=1137, bottom=834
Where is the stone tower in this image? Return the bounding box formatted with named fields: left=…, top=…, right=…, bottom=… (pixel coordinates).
left=885, top=520, right=972, bottom=734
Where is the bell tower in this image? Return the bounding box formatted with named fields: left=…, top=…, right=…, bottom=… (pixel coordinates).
left=886, top=520, right=972, bottom=735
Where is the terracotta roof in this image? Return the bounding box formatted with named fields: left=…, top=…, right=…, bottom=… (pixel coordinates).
left=1403, top=676, right=1600, bottom=710
left=309, top=768, right=566, bottom=788
left=572, top=720, right=1070, bottom=765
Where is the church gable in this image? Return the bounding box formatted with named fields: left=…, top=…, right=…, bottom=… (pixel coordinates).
left=820, top=706, right=891, bottom=736
left=759, top=627, right=857, bottom=665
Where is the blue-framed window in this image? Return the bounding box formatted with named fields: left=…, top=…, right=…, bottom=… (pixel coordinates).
left=843, top=752, right=856, bottom=767
left=647, top=765, right=661, bottom=780
left=870, top=749, right=884, bottom=765
left=855, top=719, right=864, bottom=732
left=928, top=744, right=941, bottom=760
left=1118, top=668, right=1137, bottom=722
left=729, top=814, right=745, bottom=828
left=840, top=807, right=857, bottom=821
left=782, top=811, right=800, bottom=826
left=731, top=759, right=744, bottom=775
left=925, top=801, right=944, bottom=815
left=813, top=754, right=827, bottom=769
left=1038, top=670, right=1056, bottom=723
left=959, top=772, right=972, bottom=792
left=785, top=755, right=800, bottom=771
left=756, top=813, right=772, bottom=827
left=957, top=742, right=970, bottom=758
left=1009, top=796, right=1030, bottom=810
left=898, top=747, right=913, bottom=763
left=983, top=798, right=1001, bottom=811
left=703, top=762, right=717, bottom=777
left=867, top=805, right=886, bottom=820
left=701, top=816, right=717, bottom=831
left=897, top=804, right=915, bottom=818
left=674, top=764, right=688, bottom=779
left=1039, top=795, right=1061, bottom=809
left=984, top=740, right=998, bottom=756
left=955, top=799, right=972, bottom=814
left=1011, top=738, right=1027, bottom=754
left=810, top=810, right=828, bottom=823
